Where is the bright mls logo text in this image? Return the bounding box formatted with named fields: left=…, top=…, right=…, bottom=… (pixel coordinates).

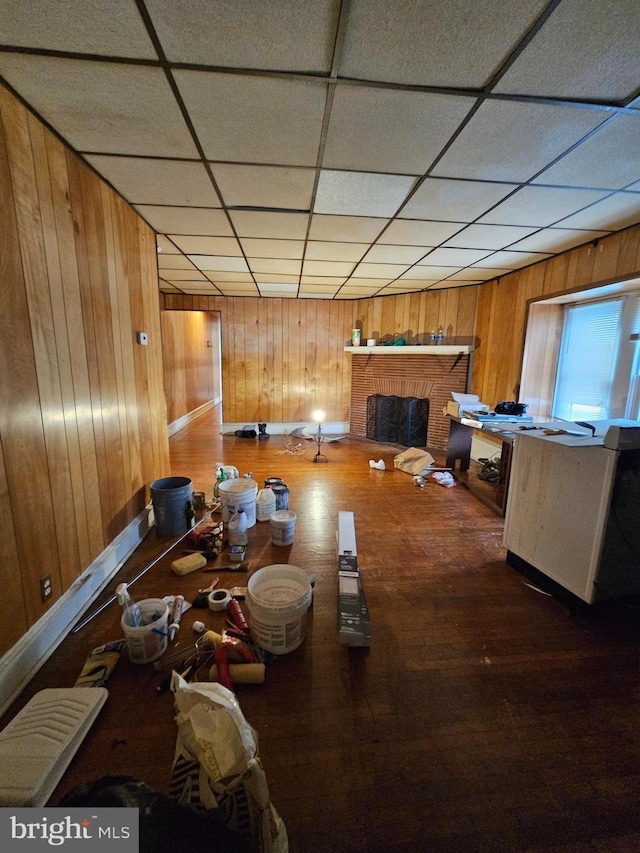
left=9, top=813, right=134, bottom=846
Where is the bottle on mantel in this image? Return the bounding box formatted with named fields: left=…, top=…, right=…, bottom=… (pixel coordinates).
left=429, top=330, right=436, bottom=344
left=436, top=325, right=444, bottom=345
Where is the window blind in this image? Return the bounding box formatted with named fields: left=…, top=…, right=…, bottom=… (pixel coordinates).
left=553, top=298, right=623, bottom=422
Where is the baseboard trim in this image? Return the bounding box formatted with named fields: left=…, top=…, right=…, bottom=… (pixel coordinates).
left=0, top=507, right=153, bottom=718
left=168, top=398, right=219, bottom=437
left=221, top=421, right=349, bottom=436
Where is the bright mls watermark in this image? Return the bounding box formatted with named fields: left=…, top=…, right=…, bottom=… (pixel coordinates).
left=1, top=808, right=138, bottom=850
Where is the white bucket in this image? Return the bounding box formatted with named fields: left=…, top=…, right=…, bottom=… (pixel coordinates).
left=247, top=564, right=312, bottom=654
left=121, top=598, right=169, bottom=664
left=270, top=510, right=296, bottom=545
left=219, top=478, right=258, bottom=527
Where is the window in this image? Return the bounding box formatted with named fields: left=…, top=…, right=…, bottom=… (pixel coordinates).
left=553, top=298, right=622, bottom=421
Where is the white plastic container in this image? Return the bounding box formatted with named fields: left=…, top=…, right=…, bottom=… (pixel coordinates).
left=219, top=477, right=258, bottom=526
left=270, top=509, right=296, bottom=546
left=247, top=564, right=312, bottom=654
left=256, top=487, right=277, bottom=521
left=228, top=507, right=249, bottom=546
left=121, top=598, right=169, bottom=664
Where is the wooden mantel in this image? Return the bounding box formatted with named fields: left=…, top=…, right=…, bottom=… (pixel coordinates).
left=345, top=345, right=474, bottom=355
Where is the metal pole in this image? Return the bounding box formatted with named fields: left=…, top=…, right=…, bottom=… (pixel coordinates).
left=72, top=509, right=216, bottom=633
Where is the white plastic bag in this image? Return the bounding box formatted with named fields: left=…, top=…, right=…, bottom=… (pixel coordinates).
left=169, top=676, right=288, bottom=853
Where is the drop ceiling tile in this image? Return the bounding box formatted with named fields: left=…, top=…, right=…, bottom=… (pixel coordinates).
left=248, top=258, right=302, bottom=275
left=444, top=268, right=511, bottom=280
left=300, top=276, right=348, bottom=286
left=362, top=244, right=431, bottom=264
left=258, top=282, right=299, bottom=293
left=508, top=228, right=609, bottom=253
left=171, top=236, right=244, bottom=256
left=431, top=100, right=611, bottom=183
left=478, top=186, right=611, bottom=227
left=305, top=242, right=368, bottom=262
left=188, top=255, right=249, bottom=272
left=85, top=156, right=220, bottom=207
left=157, top=235, right=182, bottom=254
left=323, top=87, right=475, bottom=174
left=314, top=171, right=416, bottom=217
left=211, top=164, right=315, bottom=210
left=352, top=263, right=410, bottom=279
left=308, top=214, right=388, bottom=242
left=419, top=247, right=492, bottom=266
left=553, top=192, right=640, bottom=231
left=175, top=283, right=218, bottom=291
left=0, top=56, right=197, bottom=157
left=164, top=278, right=209, bottom=287
left=336, top=286, right=383, bottom=296
left=216, top=283, right=260, bottom=294
left=302, top=260, right=355, bottom=277
left=384, top=278, right=442, bottom=287
left=339, top=0, right=549, bottom=88
left=400, top=266, right=461, bottom=280
left=145, top=0, right=339, bottom=72
left=0, top=0, right=157, bottom=57
left=382, top=282, right=432, bottom=291
left=443, top=224, right=540, bottom=250
left=299, top=283, right=341, bottom=292
left=239, top=239, right=305, bottom=260
left=399, top=178, right=517, bottom=222
left=532, top=114, right=640, bottom=190
left=158, top=254, right=200, bottom=271
left=338, top=278, right=388, bottom=287
left=474, top=251, right=553, bottom=269
left=159, top=282, right=181, bottom=292
left=160, top=269, right=207, bottom=281
left=251, top=274, right=300, bottom=284
left=493, top=0, right=640, bottom=102
left=135, top=206, right=233, bottom=235
left=230, top=211, right=309, bottom=240
left=378, top=219, right=465, bottom=246
left=204, top=272, right=255, bottom=283
left=175, top=71, right=327, bottom=165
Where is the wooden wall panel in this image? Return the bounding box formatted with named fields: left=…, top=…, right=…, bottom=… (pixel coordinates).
left=0, top=83, right=168, bottom=657
left=160, top=308, right=218, bottom=424
left=472, top=222, right=640, bottom=408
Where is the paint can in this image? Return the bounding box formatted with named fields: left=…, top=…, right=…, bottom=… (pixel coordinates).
left=271, top=483, right=289, bottom=511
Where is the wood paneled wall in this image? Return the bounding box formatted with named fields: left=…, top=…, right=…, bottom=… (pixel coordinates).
left=161, top=309, right=221, bottom=424
left=164, top=294, right=358, bottom=423
left=0, top=84, right=169, bottom=656
left=163, top=288, right=479, bottom=425
left=473, top=226, right=640, bottom=409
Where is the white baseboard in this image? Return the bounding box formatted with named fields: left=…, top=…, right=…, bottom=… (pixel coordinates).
left=168, top=398, right=219, bottom=437
left=0, top=507, right=154, bottom=719
left=222, top=421, right=349, bottom=436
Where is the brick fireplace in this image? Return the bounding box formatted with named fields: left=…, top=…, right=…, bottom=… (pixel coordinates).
left=348, top=351, right=470, bottom=448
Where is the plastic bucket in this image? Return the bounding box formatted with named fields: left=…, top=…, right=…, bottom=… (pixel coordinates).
left=219, top=478, right=258, bottom=527
left=270, top=510, right=296, bottom=546
left=247, top=564, right=312, bottom=654
left=121, top=598, right=169, bottom=664
left=150, top=476, right=193, bottom=536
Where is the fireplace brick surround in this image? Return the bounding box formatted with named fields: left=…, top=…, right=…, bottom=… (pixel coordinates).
left=348, top=352, right=470, bottom=448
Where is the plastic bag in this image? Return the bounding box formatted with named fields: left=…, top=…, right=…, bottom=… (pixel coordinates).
left=393, top=447, right=435, bottom=475
left=169, top=676, right=288, bottom=853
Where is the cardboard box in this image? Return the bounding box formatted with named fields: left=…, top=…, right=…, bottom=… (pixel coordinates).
left=337, top=512, right=370, bottom=646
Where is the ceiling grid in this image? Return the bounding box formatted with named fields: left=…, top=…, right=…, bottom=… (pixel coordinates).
left=1, top=0, right=639, bottom=299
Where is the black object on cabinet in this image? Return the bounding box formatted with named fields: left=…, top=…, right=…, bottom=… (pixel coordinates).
left=366, top=395, right=429, bottom=447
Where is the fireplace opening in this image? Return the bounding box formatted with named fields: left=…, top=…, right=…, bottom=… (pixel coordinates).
left=366, top=394, right=429, bottom=447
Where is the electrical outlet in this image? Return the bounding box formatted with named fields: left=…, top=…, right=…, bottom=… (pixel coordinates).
left=40, top=575, right=52, bottom=603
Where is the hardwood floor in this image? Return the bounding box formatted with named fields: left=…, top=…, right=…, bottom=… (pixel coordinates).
left=4, top=405, right=640, bottom=852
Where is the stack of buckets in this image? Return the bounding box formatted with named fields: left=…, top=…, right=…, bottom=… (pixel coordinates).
left=258, top=478, right=296, bottom=545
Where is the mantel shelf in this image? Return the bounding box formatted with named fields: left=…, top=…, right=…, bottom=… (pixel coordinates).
left=344, top=345, right=474, bottom=355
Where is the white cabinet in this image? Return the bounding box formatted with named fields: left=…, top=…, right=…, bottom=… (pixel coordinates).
left=503, top=420, right=640, bottom=604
